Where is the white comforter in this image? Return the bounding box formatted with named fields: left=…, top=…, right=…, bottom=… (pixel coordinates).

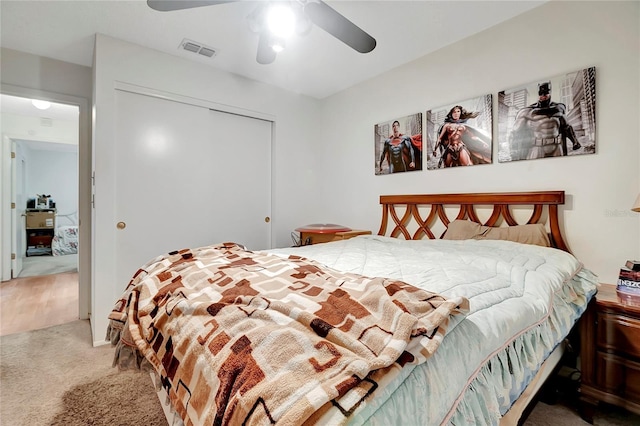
left=267, top=235, right=597, bottom=425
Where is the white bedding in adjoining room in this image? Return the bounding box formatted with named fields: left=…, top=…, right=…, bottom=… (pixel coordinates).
left=52, top=225, right=78, bottom=256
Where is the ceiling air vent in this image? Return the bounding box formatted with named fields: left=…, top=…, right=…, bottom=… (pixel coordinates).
left=179, top=38, right=217, bottom=59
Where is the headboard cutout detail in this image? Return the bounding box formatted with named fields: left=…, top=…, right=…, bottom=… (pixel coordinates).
left=377, top=191, right=570, bottom=253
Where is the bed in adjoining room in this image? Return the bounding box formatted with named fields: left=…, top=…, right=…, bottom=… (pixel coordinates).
left=107, top=190, right=598, bottom=426
left=51, top=212, right=78, bottom=256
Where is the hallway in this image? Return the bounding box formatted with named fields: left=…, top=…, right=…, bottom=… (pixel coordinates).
left=0, top=272, right=78, bottom=336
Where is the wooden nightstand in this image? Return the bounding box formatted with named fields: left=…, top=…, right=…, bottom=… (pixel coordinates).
left=299, top=230, right=371, bottom=245
left=579, top=283, right=640, bottom=422
left=25, top=208, right=56, bottom=256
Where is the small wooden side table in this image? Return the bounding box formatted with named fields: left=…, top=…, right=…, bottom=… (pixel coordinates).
left=579, top=283, right=640, bottom=422
left=299, top=229, right=371, bottom=245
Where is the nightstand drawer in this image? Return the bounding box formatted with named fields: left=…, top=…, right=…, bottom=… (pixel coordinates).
left=580, top=283, right=640, bottom=420
left=595, top=351, right=640, bottom=404
left=28, top=234, right=53, bottom=247
left=597, top=311, right=640, bottom=358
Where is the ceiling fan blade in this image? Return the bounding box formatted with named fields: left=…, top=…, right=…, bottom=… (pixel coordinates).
left=256, top=33, right=277, bottom=65
left=147, top=0, right=236, bottom=12
left=304, top=1, right=376, bottom=54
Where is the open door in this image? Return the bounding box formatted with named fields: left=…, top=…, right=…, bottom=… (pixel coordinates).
left=11, top=138, right=25, bottom=277
left=0, top=135, right=24, bottom=280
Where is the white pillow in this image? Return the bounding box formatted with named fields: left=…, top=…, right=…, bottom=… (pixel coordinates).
left=442, top=220, right=551, bottom=247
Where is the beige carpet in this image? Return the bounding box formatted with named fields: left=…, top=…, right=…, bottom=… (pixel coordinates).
left=1, top=319, right=639, bottom=425
left=0, top=319, right=165, bottom=426
left=525, top=398, right=640, bottom=426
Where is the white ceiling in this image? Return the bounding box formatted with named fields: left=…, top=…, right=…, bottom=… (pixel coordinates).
left=0, top=1, right=546, bottom=100
left=1, top=94, right=80, bottom=151
left=1, top=94, right=79, bottom=121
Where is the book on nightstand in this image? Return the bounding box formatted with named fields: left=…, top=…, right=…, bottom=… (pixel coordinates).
left=625, top=260, right=640, bottom=271
left=617, top=261, right=640, bottom=303
left=619, top=267, right=640, bottom=282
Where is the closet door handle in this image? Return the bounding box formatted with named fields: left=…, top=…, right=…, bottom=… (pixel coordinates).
left=116, top=222, right=126, bottom=230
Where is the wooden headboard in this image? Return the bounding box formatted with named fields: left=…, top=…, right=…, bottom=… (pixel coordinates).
left=377, top=191, right=571, bottom=253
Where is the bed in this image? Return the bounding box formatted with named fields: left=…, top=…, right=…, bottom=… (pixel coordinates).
left=52, top=212, right=78, bottom=256
left=107, top=190, right=597, bottom=426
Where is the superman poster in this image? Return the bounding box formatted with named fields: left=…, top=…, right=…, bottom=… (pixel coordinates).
left=375, top=112, right=422, bottom=175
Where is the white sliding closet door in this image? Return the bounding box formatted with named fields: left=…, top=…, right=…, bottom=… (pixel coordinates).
left=114, top=89, right=271, bottom=287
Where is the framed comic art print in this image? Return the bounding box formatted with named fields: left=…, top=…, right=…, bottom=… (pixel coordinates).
left=498, top=66, right=596, bottom=162
left=426, top=95, right=493, bottom=170
left=375, top=113, right=422, bottom=175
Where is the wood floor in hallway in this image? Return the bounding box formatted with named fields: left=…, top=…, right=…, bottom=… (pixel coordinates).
left=0, top=271, right=79, bottom=336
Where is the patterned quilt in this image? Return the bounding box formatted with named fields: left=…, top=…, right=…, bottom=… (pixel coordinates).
left=52, top=225, right=78, bottom=256
left=108, top=242, right=468, bottom=426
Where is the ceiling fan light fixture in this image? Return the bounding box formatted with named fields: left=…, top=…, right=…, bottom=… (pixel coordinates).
left=32, top=99, right=51, bottom=110
left=295, top=13, right=312, bottom=36
left=270, top=37, right=286, bottom=53
left=148, top=0, right=377, bottom=65
left=246, top=5, right=265, bottom=33
left=266, top=4, right=296, bottom=38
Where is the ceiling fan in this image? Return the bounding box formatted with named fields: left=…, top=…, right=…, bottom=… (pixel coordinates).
left=147, top=0, right=377, bottom=65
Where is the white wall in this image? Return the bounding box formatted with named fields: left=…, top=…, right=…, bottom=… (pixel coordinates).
left=25, top=147, right=78, bottom=215
left=92, top=34, right=323, bottom=344
left=313, top=1, right=640, bottom=285
left=1, top=113, right=78, bottom=145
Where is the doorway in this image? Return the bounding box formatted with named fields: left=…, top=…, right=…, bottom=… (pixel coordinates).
left=17, top=138, right=79, bottom=278
left=0, top=93, right=80, bottom=333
